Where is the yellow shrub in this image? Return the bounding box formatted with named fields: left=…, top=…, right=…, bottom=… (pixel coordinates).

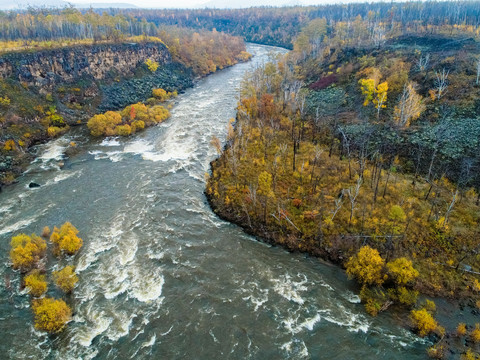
left=471, top=324, right=480, bottom=343
left=410, top=308, right=438, bottom=337
left=457, top=323, right=467, bottom=336
left=115, top=124, right=132, bottom=136
left=50, top=222, right=83, bottom=255
left=131, top=120, right=145, bottom=133
left=3, top=139, right=15, bottom=151
left=42, top=226, right=51, bottom=238
left=32, top=297, right=72, bottom=333
left=24, top=270, right=47, bottom=297
left=386, top=257, right=419, bottom=286
left=346, top=246, right=385, bottom=286
left=144, top=58, right=159, bottom=72
left=87, top=111, right=122, bottom=137
left=10, top=233, right=46, bottom=272
left=53, top=266, right=78, bottom=293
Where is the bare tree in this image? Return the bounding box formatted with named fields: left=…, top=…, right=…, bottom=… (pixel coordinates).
left=416, top=53, right=430, bottom=72
left=394, top=82, right=425, bottom=127
left=346, top=177, right=362, bottom=222
left=432, top=68, right=449, bottom=100
left=476, top=57, right=480, bottom=85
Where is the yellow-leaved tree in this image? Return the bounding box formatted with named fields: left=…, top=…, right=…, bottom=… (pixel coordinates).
left=386, top=257, right=419, bottom=286
left=50, top=222, right=83, bottom=255
left=87, top=111, right=122, bottom=136
left=358, top=78, right=388, bottom=119
left=345, top=245, right=385, bottom=286
left=410, top=308, right=438, bottom=337
left=32, top=297, right=72, bottom=333
left=53, top=266, right=78, bottom=293
left=10, top=233, right=47, bottom=272
left=24, top=270, right=48, bottom=297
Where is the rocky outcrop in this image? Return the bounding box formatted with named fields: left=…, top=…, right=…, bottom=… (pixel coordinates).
left=0, top=42, right=171, bottom=92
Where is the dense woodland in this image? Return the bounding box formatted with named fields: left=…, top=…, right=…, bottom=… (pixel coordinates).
left=1, top=2, right=480, bottom=357
left=202, top=3, right=480, bottom=358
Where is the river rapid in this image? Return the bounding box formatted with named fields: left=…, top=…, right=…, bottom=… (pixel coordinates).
left=0, top=44, right=429, bottom=359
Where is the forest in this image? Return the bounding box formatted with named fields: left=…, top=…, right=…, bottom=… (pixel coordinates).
left=202, top=3, right=480, bottom=358
left=1, top=1, right=480, bottom=358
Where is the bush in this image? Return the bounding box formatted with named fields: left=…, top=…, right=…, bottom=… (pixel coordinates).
left=53, top=266, right=78, bottom=293
left=87, top=111, right=122, bottom=136
left=41, top=226, right=50, bottom=238
left=24, top=270, right=47, bottom=297
left=145, top=58, right=159, bottom=72
left=386, top=257, right=419, bottom=286
left=410, top=308, right=438, bottom=337
left=345, top=246, right=385, bottom=286
left=50, top=222, right=83, bottom=255
left=115, top=124, right=132, bottom=136
left=10, top=233, right=46, bottom=272
left=471, top=324, right=480, bottom=343
left=32, top=297, right=71, bottom=333
left=457, top=323, right=467, bottom=336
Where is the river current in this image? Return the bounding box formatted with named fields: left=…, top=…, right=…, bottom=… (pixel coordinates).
left=0, top=44, right=429, bottom=359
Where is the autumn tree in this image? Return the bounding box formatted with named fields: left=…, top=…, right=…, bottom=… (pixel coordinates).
left=410, top=308, right=438, bottom=337
left=53, top=266, right=78, bottom=293
left=87, top=111, right=122, bottom=136
left=32, top=297, right=72, bottom=333
left=345, top=246, right=385, bottom=286
left=10, top=233, right=47, bottom=272
left=50, top=222, right=83, bottom=255
left=24, top=270, right=48, bottom=297
left=386, top=257, right=419, bottom=286
left=359, top=78, right=388, bottom=119
left=393, top=82, right=425, bottom=127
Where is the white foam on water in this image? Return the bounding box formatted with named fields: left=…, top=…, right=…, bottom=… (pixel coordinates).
left=322, top=308, right=370, bottom=334
left=106, top=312, right=136, bottom=341
left=100, top=137, right=121, bottom=147
left=280, top=339, right=309, bottom=359
left=129, top=271, right=165, bottom=303
left=141, top=334, right=156, bottom=348
left=272, top=274, right=308, bottom=305
left=117, top=233, right=138, bottom=266
left=0, top=212, right=43, bottom=236
left=73, top=311, right=112, bottom=347
left=343, top=291, right=361, bottom=304
left=123, top=139, right=154, bottom=155
left=37, top=137, right=68, bottom=162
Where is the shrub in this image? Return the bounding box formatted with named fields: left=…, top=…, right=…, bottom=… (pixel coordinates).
left=410, top=308, right=438, bottom=337
left=115, top=124, right=132, bottom=136
left=457, top=323, right=467, bottom=336
left=3, top=139, right=15, bottom=151
left=32, top=297, right=72, bottom=333
left=50, top=222, right=83, bottom=255
left=42, top=226, right=51, bottom=238
left=386, top=257, right=419, bottom=286
left=53, top=266, right=78, bottom=293
left=87, top=111, right=122, bottom=137
left=131, top=120, right=145, bottom=133
left=145, top=58, right=159, bottom=72
left=346, top=246, right=385, bottom=286
left=10, top=233, right=46, bottom=272
left=471, top=324, right=480, bottom=343
left=24, top=270, right=48, bottom=297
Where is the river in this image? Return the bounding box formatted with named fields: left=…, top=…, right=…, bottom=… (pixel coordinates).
left=0, top=44, right=429, bottom=359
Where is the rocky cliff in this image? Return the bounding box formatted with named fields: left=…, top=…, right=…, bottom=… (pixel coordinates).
left=0, top=42, right=172, bottom=92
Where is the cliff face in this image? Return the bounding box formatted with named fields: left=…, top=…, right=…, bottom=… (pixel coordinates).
left=0, top=42, right=171, bottom=92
